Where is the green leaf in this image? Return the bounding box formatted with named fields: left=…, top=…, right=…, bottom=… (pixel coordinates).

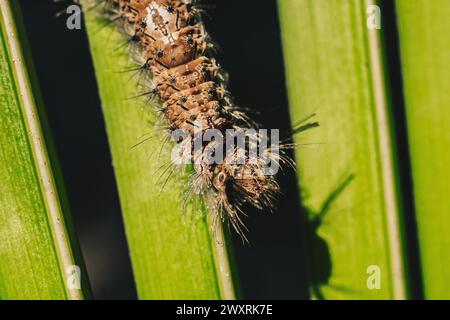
left=82, top=2, right=235, bottom=299
left=0, top=0, right=89, bottom=300
left=395, top=0, right=450, bottom=299
left=278, top=0, right=410, bottom=299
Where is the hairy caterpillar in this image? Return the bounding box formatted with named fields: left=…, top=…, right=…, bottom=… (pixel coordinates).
left=82, top=0, right=313, bottom=241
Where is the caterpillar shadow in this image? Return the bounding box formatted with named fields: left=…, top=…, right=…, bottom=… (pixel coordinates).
left=302, top=174, right=355, bottom=299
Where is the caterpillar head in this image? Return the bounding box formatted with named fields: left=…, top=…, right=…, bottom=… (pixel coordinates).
left=212, top=160, right=279, bottom=214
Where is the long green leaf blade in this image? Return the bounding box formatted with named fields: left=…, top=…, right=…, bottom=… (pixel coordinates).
left=82, top=2, right=235, bottom=299
left=395, top=0, right=450, bottom=299
left=0, top=0, right=87, bottom=300
left=278, top=0, right=410, bottom=299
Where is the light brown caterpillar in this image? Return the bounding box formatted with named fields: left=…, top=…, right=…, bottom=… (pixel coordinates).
left=86, top=0, right=303, bottom=240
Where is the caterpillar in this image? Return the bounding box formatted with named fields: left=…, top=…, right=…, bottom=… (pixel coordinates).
left=83, top=0, right=307, bottom=241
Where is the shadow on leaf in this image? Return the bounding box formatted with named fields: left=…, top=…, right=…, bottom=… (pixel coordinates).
left=301, top=174, right=355, bottom=299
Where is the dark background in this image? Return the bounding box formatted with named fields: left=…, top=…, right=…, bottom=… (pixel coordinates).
left=18, top=0, right=309, bottom=299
